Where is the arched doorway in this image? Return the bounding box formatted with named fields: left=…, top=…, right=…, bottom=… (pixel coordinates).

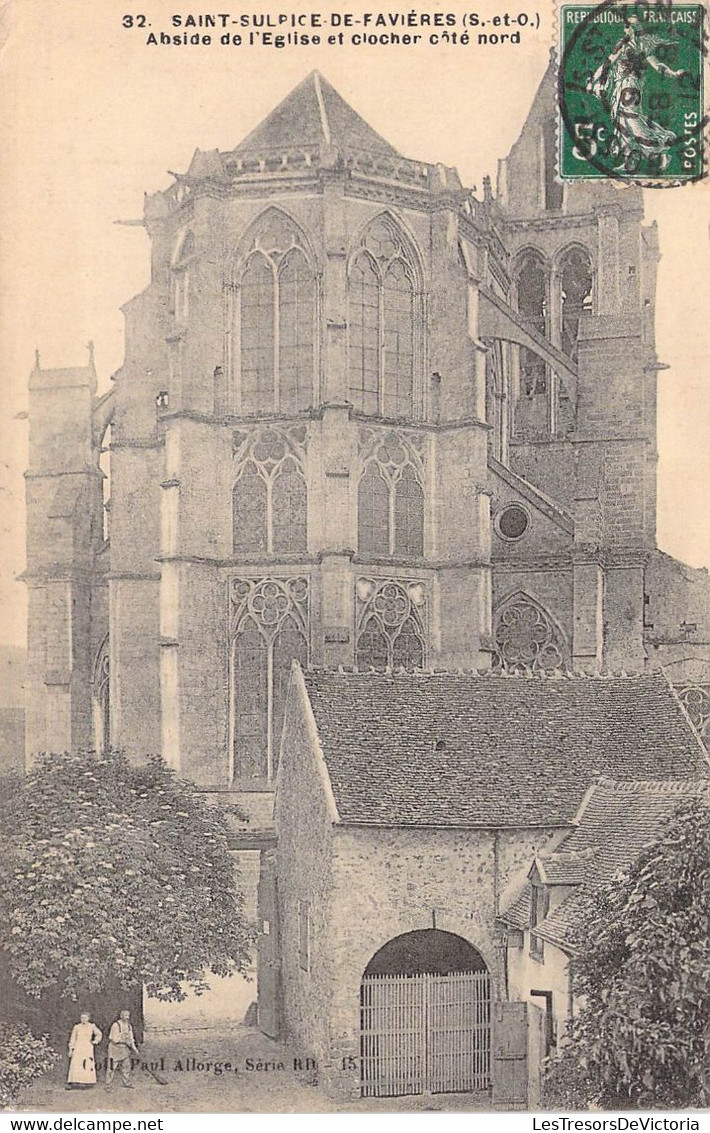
left=360, top=929, right=491, bottom=1098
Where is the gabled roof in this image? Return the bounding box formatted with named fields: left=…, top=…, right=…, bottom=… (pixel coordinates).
left=231, top=71, right=400, bottom=158
left=301, top=670, right=709, bottom=829
left=501, top=777, right=710, bottom=947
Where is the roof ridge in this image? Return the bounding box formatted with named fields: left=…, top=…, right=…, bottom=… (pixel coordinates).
left=305, top=667, right=661, bottom=681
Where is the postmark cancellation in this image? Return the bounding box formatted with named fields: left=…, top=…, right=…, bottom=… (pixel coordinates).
left=558, top=0, right=705, bottom=182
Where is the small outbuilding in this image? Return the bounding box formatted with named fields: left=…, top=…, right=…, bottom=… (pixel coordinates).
left=501, top=775, right=710, bottom=1045
left=265, top=665, right=709, bottom=1101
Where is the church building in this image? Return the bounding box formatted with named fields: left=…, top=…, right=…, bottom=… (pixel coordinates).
left=24, top=65, right=710, bottom=1069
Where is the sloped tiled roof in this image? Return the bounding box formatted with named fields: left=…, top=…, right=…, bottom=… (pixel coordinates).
left=501, top=777, right=710, bottom=947
left=231, top=71, right=400, bottom=157
left=302, top=670, right=709, bottom=828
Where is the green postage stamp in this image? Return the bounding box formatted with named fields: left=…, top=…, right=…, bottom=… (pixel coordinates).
left=558, top=0, right=705, bottom=181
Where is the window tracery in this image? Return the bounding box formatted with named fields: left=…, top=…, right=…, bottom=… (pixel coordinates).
left=357, top=429, right=425, bottom=558
left=232, top=212, right=316, bottom=415
left=492, top=594, right=567, bottom=673
left=232, top=426, right=308, bottom=555
left=229, top=576, right=309, bottom=783
left=348, top=216, right=419, bottom=420
left=355, top=577, right=427, bottom=671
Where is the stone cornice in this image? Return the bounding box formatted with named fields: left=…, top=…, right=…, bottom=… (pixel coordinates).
left=155, top=406, right=491, bottom=433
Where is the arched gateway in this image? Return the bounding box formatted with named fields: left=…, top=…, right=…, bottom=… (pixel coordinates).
left=360, top=929, right=491, bottom=1098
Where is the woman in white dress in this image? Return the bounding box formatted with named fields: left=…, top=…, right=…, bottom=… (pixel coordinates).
left=66, top=1013, right=103, bottom=1089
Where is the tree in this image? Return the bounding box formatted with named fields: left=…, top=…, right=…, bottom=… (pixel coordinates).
left=0, top=751, right=256, bottom=1004
left=544, top=797, right=710, bottom=1109
left=0, top=1023, right=56, bottom=1107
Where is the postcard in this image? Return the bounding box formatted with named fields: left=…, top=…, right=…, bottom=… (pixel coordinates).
left=0, top=0, right=708, bottom=1116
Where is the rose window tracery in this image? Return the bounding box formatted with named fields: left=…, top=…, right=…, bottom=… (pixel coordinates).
left=492, top=596, right=567, bottom=673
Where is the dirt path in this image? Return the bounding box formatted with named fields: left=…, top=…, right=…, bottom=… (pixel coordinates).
left=14, top=1025, right=492, bottom=1114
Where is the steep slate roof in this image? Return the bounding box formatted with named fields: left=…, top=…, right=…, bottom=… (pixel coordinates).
left=501, top=777, right=710, bottom=947
left=231, top=71, right=400, bottom=157
left=302, top=670, right=709, bottom=828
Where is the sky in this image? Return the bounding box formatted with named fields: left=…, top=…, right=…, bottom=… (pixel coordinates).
left=0, top=0, right=708, bottom=647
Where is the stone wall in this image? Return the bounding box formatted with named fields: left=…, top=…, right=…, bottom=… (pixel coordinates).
left=320, top=824, right=559, bottom=1099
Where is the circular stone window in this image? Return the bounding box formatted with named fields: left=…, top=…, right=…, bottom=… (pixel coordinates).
left=496, top=504, right=530, bottom=541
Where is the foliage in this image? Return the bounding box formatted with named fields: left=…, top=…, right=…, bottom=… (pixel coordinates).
left=0, top=1022, right=56, bottom=1108
left=544, top=797, right=710, bottom=1109
left=0, top=751, right=256, bottom=1002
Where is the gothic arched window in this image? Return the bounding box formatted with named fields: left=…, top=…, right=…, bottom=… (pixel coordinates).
left=232, top=427, right=308, bottom=556
left=348, top=217, right=419, bottom=420
left=492, top=594, right=568, bottom=673
left=234, top=213, right=316, bottom=415
left=99, top=424, right=112, bottom=544
left=515, top=252, right=548, bottom=397
left=355, top=578, right=426, bottom=671
left=559, top=247, right=593, bottom=360
left=230, top=577, right=309, bottom=784
left=357, top=432, right=425, bottom=559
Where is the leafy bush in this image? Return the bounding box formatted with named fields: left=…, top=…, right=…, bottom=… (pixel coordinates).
left=544, top=797, right=710, bottom=1109
left=0, top=751, right=256, bottom=1002
left=0, top=1023, right=56, bottom=1108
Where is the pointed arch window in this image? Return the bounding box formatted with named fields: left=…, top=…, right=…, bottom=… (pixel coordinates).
left=232, top=427, right=308, bottom=556
left=394, top=464, right=424, bottom=558
left=234, top=214, right=316, bottom=415
left=230, top=577, right=309, bottom=785
left=348, top=217, right=419, bottom=420
left=357, top=431, right=425, bottom=559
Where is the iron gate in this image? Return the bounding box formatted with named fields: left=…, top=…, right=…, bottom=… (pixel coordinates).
left=360, top=970, right=491, bottom=1097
